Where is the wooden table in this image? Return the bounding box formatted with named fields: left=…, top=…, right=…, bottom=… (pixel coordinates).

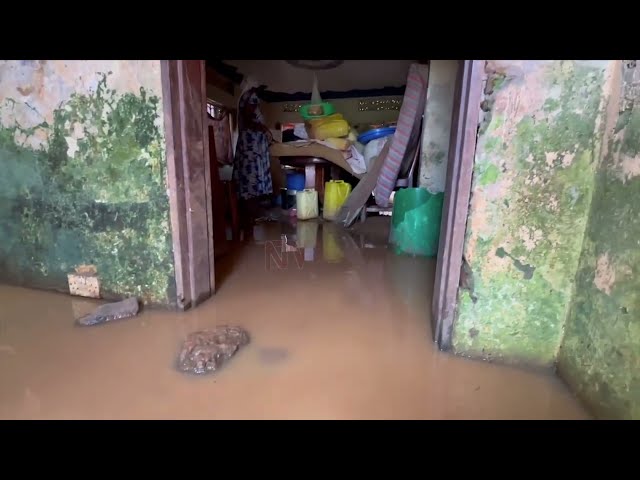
left=278, top=156, right=342, bottom=203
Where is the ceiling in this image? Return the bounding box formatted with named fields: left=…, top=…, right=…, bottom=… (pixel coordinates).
left=223, top=60, right=417, bottom=94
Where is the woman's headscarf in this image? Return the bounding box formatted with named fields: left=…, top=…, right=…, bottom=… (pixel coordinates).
left=233, top=75, right=261, bottom=155
left=236, top=75, right=260, bottom=113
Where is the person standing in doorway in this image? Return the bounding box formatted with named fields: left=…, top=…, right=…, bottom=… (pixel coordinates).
left=233, top=75, right=273, bottom=232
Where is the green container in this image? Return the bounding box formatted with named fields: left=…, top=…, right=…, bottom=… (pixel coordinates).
left=299, top=102, right=336, bottom=120
left=389, top=188, right=444, bottom=257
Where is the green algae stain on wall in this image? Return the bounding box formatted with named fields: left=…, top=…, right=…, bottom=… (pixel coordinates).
left=558, top=65, right=640, bottom=419
left=452, top=61, right=612, bottom=367
left=477, top=162, right=499, bottom=186
left=0, top=67, right=175, bottom=305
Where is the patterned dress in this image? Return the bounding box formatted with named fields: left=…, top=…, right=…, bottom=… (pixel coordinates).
left=233, top=89, right=273, bottom=200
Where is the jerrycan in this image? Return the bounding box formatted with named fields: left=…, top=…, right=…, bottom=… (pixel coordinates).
left=323, top=180, right=352, bottom=220
left=295, top=189, right=319, bottom=220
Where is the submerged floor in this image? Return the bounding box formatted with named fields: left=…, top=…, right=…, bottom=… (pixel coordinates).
left=0, top=217, right=589, bottom=419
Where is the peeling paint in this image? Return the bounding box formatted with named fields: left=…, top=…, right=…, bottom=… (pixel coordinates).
left=618, top=153, right=640, bottom=181
left=562, top=152, right=576, bottom=167
left=593, top=253, right=615, bottom=295
left=518, top=226, right=543, bottom=251
left=545, top=151, right=558, bottom=167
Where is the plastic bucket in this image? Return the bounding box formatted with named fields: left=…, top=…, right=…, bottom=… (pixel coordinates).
left=389, top=188, right=444, bottom=257
left=286, top=172, right=305, bottom=191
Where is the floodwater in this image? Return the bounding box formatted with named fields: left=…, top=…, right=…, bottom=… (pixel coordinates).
left=0, top=217, right=589, bottom=419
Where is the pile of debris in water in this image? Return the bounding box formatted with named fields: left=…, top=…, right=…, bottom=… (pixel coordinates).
left=76, top=297, right=250, bottom=375
left=176, top=326, right=250, bottom=375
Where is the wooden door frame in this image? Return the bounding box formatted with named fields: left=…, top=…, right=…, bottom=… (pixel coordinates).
left=160, top=57, right=485, bottom=341
left=161, top=60, right=215, bottom=310
left=432, top=60, right=484, bottom=350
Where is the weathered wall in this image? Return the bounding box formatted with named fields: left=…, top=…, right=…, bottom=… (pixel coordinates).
left=0, top=61, right=176, bottom=305
left=261, top=96, right=403, bottom=129
left=419, top=60, right=459, bottom=194
left=557, top=61, right=640, bottom=419
left=452, top=60, right=615, bottom=367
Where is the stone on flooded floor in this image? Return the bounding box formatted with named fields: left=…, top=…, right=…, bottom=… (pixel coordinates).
left=75, top=297, right=140, bottom=326
left=177, top=326, right=250, bottom=375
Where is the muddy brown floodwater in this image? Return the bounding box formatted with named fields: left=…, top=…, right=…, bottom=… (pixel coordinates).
left=0, top=217, right=589, bottom=419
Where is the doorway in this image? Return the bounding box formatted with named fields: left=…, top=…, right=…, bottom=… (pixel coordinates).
left=160, top=59, right=484, bottom=350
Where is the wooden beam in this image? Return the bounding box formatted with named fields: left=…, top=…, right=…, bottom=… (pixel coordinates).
left=206, top=66, right=235, bottom=96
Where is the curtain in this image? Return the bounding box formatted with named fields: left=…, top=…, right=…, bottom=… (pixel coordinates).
left=207, top=101, right=234, bottom=166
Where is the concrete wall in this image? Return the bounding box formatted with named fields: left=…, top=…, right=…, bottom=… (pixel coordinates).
left=452, top=60, right=614, bottom=367
left=419, top=60, right=459, bottom=194
left=261, top=96, right=403, bottom=130
left=451, top=59, right=640, bottom=418
left=557, top=61, right=640, bottom=419
left=0, top=61, right=176, bottom=306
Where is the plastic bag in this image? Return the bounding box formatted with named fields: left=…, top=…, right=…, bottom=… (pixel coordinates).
left=364, top=136, right=390, bottom=171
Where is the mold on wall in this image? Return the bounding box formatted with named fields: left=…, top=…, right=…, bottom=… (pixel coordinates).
left=557, top=61, right=640, bottom=419
left=419, top=60, right=459, bottom=194
left=0, top=61, right=176, bottom=306
left=452, top=60, right=615, bottom=367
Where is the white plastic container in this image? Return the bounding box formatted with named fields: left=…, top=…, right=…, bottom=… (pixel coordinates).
left=295, top=189, right=319, bottom=220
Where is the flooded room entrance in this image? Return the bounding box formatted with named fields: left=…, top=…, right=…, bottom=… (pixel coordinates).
left=95, top=58, right=587, bottom=419
left=0, top=59, right=591, bottom=419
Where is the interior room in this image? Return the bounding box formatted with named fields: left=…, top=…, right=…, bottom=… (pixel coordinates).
left=205, top=59, right=438, bottom=287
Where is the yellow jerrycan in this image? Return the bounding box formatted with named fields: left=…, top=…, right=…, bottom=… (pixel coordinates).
left=323, top=180, right=352, bottom=220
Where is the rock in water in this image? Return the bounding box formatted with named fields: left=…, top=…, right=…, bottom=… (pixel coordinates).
left=76, top=297, right=140, bottom=326
left=177, top=326, right=250, bottom=375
